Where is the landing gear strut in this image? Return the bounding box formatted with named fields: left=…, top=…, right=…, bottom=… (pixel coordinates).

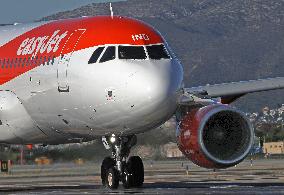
left=101, top=134, right=144, bottom=189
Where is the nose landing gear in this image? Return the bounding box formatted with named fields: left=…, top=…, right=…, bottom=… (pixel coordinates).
left=101, top=134, right=144, bottom=189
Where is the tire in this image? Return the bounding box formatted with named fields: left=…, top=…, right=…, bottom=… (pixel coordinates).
left=106, top=167, right=119, bottom=189
left=101, top=157, right=115, bottom=186
left=126, top=156, right=144, bottom=187
left=122, top=169, right=132, bottom=189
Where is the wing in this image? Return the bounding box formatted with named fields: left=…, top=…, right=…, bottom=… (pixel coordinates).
left=184, top=77, right=284, bottom=104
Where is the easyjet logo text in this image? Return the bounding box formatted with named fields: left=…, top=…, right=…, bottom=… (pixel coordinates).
left=17, top=30, right=68, bottom=57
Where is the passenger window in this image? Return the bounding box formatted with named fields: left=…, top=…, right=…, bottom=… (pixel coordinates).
left=100, top=46, right=115, bottom=63
left=52, top=56, right=55, bottom=65
left=146, top=45, right=170, bottom=60
left=10, top=59, right=14, bottom=68
left=43, top=56, right=47, bottom=65
left=6, top=59, right=9, bottom=68
left=34, top=56, right=38, bottom=65
left=22, top=58, right=26, bottom=67
left=47, top=56, right=51, bottom=65
left=88, top=47, right=104, bottom=64
left=31, top=57, right=34, bottom=66
left=9, top=59, right=12, bottom=68
left=14, top=58, right=18, bottom=68
left=18, top=58, right=22, bottom=67
left=118, top=46, right=146, bottom=60
left=26, top=57, right=30, bottom=67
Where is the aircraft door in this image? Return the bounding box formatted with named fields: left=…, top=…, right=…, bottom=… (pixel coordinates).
left=57, top=29, right=86, bottom=92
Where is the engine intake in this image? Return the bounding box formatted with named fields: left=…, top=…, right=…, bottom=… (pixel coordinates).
left=177, top=104, right=254, bottom=169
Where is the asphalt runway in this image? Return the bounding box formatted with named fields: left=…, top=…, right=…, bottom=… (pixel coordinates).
left=1, top=158, right=284, bottom=194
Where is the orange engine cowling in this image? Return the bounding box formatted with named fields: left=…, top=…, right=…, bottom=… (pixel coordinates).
left=177, top=104, right=254, bottom=169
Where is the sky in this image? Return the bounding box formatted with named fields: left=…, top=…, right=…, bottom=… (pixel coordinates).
left=0, top=0, right=123, bottom=24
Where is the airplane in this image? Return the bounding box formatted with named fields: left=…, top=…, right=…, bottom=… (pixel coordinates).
left=0, top=15, right=283, bottom=189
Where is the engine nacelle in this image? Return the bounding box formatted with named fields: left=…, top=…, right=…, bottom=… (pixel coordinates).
left=177, top=104, right=254, bottom=169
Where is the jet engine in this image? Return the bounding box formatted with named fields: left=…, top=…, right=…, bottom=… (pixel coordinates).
left=176, top=104, right=254, bottom=169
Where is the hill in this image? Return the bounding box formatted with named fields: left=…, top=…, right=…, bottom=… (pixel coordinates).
left=41, top=0, right=284, bottom=112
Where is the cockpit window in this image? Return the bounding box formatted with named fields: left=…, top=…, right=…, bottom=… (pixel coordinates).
left=118, top=46, right=147, bottom=60
left=100, top=46, right=116, bottom=63
left=88, top=47, right=104, bottom=64
left=146, top=45, right=170, bottom=60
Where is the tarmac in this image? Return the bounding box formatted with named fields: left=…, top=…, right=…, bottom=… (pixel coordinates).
left=0, top=158, right=284, bottom=194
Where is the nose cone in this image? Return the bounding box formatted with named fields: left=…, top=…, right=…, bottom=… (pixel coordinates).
left=136, top=61, right=181, bottom=104
left=122, top=59, right=183, bottom=130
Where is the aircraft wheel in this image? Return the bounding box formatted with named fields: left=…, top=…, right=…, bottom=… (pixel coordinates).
left=101, top=157, right=115, bottom=186
left=106, top=167, right=119, bottom=189
left=126, top=156, right=144, bottom=187
left=122, top=169, right=132, bottom=189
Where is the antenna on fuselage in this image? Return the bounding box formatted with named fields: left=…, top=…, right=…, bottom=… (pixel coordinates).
left=110, top=3, right=114, bottom=19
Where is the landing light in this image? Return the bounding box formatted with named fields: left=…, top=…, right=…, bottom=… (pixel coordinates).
left=110, top=134, right=116, bottom=143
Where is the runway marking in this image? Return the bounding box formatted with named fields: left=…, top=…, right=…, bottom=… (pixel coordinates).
left=210, top=185, right=249, bottom=189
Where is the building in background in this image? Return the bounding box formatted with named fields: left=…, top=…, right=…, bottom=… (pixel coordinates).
left=163, top=142, right=184, bottom=158
left=263, top=142, right=284, bottom=154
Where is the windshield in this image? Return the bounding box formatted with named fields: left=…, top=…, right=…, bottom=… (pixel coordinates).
left=100, top=46, right=116, bottom=63
left=88, top=44, right=171, bottom=63
left=88, top=47, right=104, bottom=64
left=146, top=45, right=170, bottom=60
left=118, top=46, right=147, bottom=60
